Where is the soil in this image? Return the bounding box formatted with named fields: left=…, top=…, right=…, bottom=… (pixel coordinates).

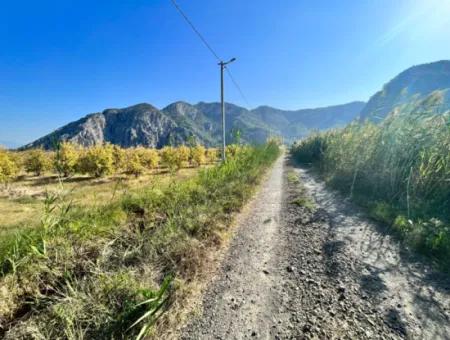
left=181, top=156, right=450, bottom=339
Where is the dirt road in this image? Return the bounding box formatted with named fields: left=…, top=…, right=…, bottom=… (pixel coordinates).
left=181, top=156, right=450, bottom=339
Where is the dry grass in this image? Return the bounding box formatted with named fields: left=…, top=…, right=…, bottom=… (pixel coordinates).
left=0, top=168, right=199, bottom=235
left=0, top=144, right=280, bottom=339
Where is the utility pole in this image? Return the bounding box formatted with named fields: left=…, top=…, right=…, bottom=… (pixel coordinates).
left=219, top=58, right=236, bottom=161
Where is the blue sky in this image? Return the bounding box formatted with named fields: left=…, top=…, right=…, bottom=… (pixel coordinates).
left=1, top=0, right=450, bottom=144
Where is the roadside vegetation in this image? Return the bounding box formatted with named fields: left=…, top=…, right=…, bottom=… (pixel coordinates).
left=291, top=113, right=450, bottom=267
left=0, top=144, right=219, bottom=234
left=0, top=141, right=280, bottom=339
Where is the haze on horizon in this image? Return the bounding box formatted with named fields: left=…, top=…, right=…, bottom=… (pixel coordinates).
left=1, top=0, right=450, bottom=145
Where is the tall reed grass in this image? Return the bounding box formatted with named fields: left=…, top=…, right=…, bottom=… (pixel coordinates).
left=292, top=113, right=450, bottom=266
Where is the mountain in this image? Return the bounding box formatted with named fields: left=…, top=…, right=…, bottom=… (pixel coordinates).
left=252, top=101, right=365, bottom=141
left=360, top=60, right=450, bottom=121
left=23, top=103, right=194, bottom=149
left=22, top=101, right=365, bottom=149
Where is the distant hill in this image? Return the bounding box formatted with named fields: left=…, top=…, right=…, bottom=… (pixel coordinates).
left=360, top=60, right=450, bottom=121
left=22, top=101, right=365, bottom=149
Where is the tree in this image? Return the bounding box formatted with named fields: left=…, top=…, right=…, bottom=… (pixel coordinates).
left=124, top=148, right=145, bottom=177
left=0, top=149, right=19, bottom=185
left=77, top=144, right=114, bottom=177
left=190, top=145, right=206, bottom=167
left=54, top=142, right=79, bottom=177
left=176, top=145, right=190, bottom=169
left=24, top=148, right=51, bottom=176
left=112, top=145, right=126, bottom=173
left=136, top=147, right=160, bottom=170
left=160, top=146, right=179, bottom=173
left=205, top=148, right=218, bottom=164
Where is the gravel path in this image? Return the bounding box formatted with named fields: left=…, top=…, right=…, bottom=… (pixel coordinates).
left=181, top=157, right=450, bottom=339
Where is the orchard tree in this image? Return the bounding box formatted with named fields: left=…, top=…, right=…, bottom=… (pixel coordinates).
left=124, top=148, right=145, bottom=177
left=112, top=145, right=126, bottom=173
left=205, top=148, right=218, bottom=164
left=176, top=145, right=190, bottom=168
left=24, top=148, right=51, bottom=176
left=54, top=141, right=79, bottom=177
left=0, top=149, right=19, bottom=185
left=136, top=147, right=160, bottom=170
left=160, top=146, right=179, bottom=172
left=190, top=145, right=206, bottom=167
left=78, top=144, right=114, bottom=177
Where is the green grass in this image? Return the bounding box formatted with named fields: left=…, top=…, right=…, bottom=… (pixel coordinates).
left=291, top=112, right=450, bottom=268
left=0, top=142, right=280, bottom=339
left=291, top=196, right=315, bottom=211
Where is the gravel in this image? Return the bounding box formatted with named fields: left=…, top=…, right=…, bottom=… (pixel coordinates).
left=181, top=156, right=450, bottom=339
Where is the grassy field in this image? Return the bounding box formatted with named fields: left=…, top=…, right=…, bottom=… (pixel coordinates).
left=291, top=113, right=450, bottom=268
left=0, top=142, right=280, bottom=339
left=0, top=168, right=199, bottom=236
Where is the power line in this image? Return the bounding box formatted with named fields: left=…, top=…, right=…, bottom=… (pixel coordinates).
left=170, top=0, right=252, bottom=109
left=225, top=68, right=252, bottom=108
left=170, top=0, right=221, bottom=62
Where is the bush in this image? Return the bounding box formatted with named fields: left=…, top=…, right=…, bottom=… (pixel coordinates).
left=176, top=145, right=190, bottom=168
left=54, top=142, right=79, bottom=177
left=160, top=146, right=179, bottom=172
left=112, top=145, right=126, bottom=173
left=205, top=148, right=218, bottom=164
left=136, top=147, right=160, bottom=170
left=190, top=145, right=206, bottom=167
left=77, top=144, right=114, bottom=177
left=23, top=148, right=52, bottom=176
left=0, top=149, right=19, bottom=185
left=124, top=148, right=146, bottom=177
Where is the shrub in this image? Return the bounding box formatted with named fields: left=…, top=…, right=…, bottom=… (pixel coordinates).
left=136, top=147, right=160, bottom=170
left=23, top=148, right=52, bottom=176
left=175, top=145, right=190, bottom=168
left=160, top=146, right=179, bottom=172
left=0, top=149, right=19, bottom=185
left=190, top=145, right=206, bottom=167
left=124, top=148, right=146, bottom=177
left=77, top=144, right=114, bottom=177
left=205, top=148, right=218, bottom=163
left=112, top=145, right=126, bottom=173
left=54, top=142, right=79, bottom=177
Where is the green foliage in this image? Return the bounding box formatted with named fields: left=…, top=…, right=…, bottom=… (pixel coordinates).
left=23, top=148, right=52, bottom=176
left=205, top=148, right=218, bottom=164
left=160, top=146, right=179, bottom=172
left=190, top=145, right=206, bottom=167
left=77, top=144, right=114, bottom=177
left=0, top=149, right=18, bottom=185
left=54, top=141, right=79, bottom=177
left=0, top=142, right=280, bottom=338
left=112, top=145, right=126, bottom=173
left=136, top=147, right=160, bottom=170
left=124, top=148, right=146, bottom=177
left=291, top=113, right=450, bottom=265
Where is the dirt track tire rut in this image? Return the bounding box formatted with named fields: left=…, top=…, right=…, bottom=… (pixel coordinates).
left=181, top=156, right=450, bottom=339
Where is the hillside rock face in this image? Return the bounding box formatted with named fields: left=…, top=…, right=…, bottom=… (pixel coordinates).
left=360, top=60, right=450, bottom=121
left=23, top=101, right=365, bottom=149
left=24, top=104, right=191, bottom=149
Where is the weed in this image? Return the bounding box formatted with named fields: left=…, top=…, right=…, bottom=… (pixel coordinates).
left=0, top=142, right=280, bottom=338
left=291, top=113, right=450, bottom=267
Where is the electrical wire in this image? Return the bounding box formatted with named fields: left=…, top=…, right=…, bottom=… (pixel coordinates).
left=170, top=0, right=252, bottom=108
